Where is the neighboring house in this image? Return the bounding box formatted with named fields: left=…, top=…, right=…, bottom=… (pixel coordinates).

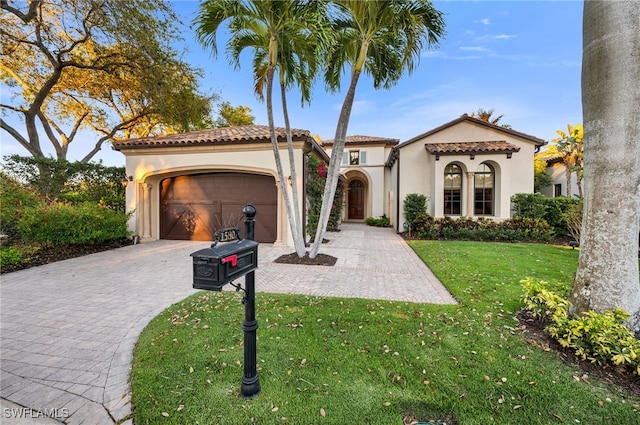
left=386, top=114, right=545, bottom=232
left=322, top=135, right=399, bottom=221
left=539, top=155, right=581, bottom=198
left=113, top=115, right=545, bottom=246
left=112, top=125, right=327, bottom=246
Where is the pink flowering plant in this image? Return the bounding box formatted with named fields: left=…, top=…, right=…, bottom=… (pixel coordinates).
left=306, top=155, right=343, bottom=238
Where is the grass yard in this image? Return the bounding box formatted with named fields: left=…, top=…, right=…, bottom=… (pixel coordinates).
left=131, top=241, right=639, bottom=424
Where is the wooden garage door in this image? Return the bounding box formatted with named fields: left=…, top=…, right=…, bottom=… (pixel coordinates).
left=160, top=173, right=277, bottom=243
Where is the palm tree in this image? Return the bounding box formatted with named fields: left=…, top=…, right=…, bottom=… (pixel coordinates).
left=570, top=0, right=640, bottom=333
left=195, top=0, right=326, bottom=257
left=309, top=0, right=445, bottom=258
left=535, top=123, right=583, bottom=198
left=470, top=108, right=504, bottom=125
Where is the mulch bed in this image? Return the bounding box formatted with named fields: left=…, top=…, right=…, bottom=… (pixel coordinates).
left=517, top=309, right=640, bottom=397
left=0, top=238, right=132, bottom=274
left=273, top=252, right=337, bottom=266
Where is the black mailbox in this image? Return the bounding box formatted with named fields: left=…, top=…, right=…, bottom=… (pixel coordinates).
left=191, top=234, right=258, bottom=291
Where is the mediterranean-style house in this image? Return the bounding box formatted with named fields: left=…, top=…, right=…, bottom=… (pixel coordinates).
left=112, top=114, right=545, bottom=246
left=386, top=114, right=545, bottom=231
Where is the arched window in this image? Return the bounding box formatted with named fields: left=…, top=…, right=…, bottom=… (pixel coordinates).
left=444, top=163, right=462, bottom=215
left=474, top=163, right=494, bottom=215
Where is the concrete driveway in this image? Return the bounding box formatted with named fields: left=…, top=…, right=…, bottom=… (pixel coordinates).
left=0, top=223, right=455, bottom=424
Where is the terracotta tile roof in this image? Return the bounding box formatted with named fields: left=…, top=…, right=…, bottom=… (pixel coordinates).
left=111, top=125, right=311, bottom=151
left=400, top=114, right=546, bottom=148
left=322, top=135, right=399, bottom=147
left=425, top=141, right=521, bottom=155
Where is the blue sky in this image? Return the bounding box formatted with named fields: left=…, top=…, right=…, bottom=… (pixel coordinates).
left=1, top=0, right=584, bottom=166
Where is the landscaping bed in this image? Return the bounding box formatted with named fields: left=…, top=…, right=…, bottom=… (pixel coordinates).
left=0, top=238, right=132, bottom=274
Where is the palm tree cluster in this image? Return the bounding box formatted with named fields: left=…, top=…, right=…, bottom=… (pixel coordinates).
left=194, top=0, right=445, bottom=258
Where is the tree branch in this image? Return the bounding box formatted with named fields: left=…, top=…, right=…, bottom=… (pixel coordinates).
left=1, top=0, right=41, bottom=23
left=81, top=114, right=148, bottom=163
left=36, top=110, right=64, bottom=155
left=0, top=117, right=42, bottom=157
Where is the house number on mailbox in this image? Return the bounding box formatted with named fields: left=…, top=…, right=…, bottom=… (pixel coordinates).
left=216, top=227, right=240, bottom=243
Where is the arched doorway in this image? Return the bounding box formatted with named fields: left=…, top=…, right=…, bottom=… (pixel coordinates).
left=348, top=179, right=365, bottom=220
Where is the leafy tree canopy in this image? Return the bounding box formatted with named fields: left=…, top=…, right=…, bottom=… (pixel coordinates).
left=1, top=0, right=217, bottom=162
left=214, top=102, right=255, bottom=127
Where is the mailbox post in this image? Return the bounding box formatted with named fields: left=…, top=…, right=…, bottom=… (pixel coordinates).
left=189, top=204, right=260, bottom=399
left=240, top=204, right=260, bottom=398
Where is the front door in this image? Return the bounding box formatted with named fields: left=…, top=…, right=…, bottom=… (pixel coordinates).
left=348, top=179, right=365, bottom=220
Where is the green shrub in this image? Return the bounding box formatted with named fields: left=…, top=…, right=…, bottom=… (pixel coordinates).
left=562, top=200, right=583, bottom=242
left=59, top=162, right=127, bottom=212
left=511, top=192, right=580, bottom=235
left=403, top=193, right=428, bottom=235
left=2, top=155, right=126, bottom=211
left=0, top=172, right=43, bottom=241
left=544, top=197, right=580, bottom=235
left=17, top=202, right=131, bottom=246
left=511, top=193, right=548, bottom=219
left=521, top=278, right=640, bottom=375
left=414, top=216, right=553, bottom=242
left=0, top=246, right=24, bottom=266
left=521, top=278, right=570, bottom=322
left=365, top=215, right=390, bottom=227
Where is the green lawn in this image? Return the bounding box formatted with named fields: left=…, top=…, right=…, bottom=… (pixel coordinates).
left=131, top=241, right=639, bottom=424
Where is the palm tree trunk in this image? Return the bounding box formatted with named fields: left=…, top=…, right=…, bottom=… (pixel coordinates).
left=265, top=66, right=301, bottom=250
left=565, top=164, right=572, bottom=197
left=570, top=0, right=640, bottom=333
left=309, top=70, right=361, bottom=258
left=280, top=78, right=306, bottom=257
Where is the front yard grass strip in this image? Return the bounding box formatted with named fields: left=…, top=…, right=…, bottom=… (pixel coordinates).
left=131, top=241, right=639, bottom=424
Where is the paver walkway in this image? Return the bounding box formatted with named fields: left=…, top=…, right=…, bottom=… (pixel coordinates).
left=1, top=223, right=455, bottom=424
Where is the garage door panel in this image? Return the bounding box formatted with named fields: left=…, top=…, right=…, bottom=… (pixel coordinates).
left=160, top=173, right=277, bottom=243
left=161, top=202, right=218, bottom=240
left=222, top=203, right=277, bottom=242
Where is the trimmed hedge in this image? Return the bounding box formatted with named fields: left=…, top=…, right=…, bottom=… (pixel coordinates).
left=17, top=202, right=131, bottom=247
left=412, top=214, right=554, bottom=243
left=365, top=215, right=390, bottom=227
left=511, top=193, right=580, bottom=235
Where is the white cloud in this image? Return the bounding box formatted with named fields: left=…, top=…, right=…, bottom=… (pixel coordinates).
left=459, top=46, right=492, bottom=53
left=494, top=34, right=517, bottom=40
left=474, top=34, right=517, bottom=42
left=475, top=18, right=491, bottom=25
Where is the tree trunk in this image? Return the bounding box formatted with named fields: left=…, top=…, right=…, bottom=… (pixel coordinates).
left=264, top=66, right=302, bottom=252
left=280, top=78, right=306, bottom=257
left=570, top=0, right=640, bottom=332
left=565, top=164, right=572, bottom=197
left=309, top=70, right=361, bottom=258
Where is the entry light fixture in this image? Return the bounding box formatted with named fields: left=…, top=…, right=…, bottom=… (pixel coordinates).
left=121, top=175, right=133, bottom=187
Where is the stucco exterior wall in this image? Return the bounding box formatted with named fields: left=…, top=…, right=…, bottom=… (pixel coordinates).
left=393, top=120, right=538, bottom=230
left=540, top=162, right=580, bottom=198
left=326, top=143, right=390, bottom=220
